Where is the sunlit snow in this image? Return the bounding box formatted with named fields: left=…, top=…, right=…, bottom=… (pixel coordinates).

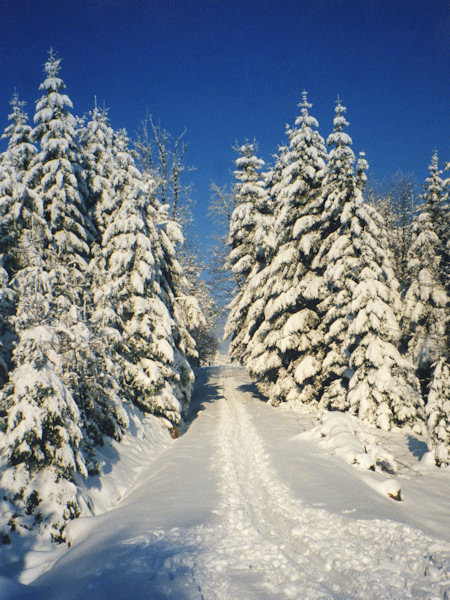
left=1, top=367, right=448, bottom=600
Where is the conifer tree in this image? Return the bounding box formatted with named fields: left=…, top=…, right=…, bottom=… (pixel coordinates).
left=0, top=94, right=39, bottom=384
left=28, top=51, right=121, bottom=450
left=80, top=105, right=116, bottom=237
left=402, top=152, right=449, bottom=398
left=1, top=93, right=46, bottom=276
left=0, top=68, right=124, bottom=455
left=0, top=94, right=37, bottom=264
left=151, top=198, right=196, bottom=396
left=0, top=226, right=90, bottom=542
left=246, top=93, right=327, bottom=405
left=0, top=257, right=15, bottom=384
left=0, top=115, right=16, bottom=264
left=30, top=50, right=92, bottom=272
left=315, top=100, right=424, bottom=431
left=441, top=161, right=450, bottom=294
left=344, top=200, right=425, bottom=432
left=426, top=357, right=449, bottom=467
left=0, top=53, right=97, bottom=542
left=225, top=142, right=271, bottom=364
left=421, top=151, right=449, bottom=292
left=227, top=143, right=267, bottom=284
left=313, top=99, right=363, bottom=410
left=76, top=105, right=132, bottom=446
left=232, top=146, right=286, bottom=372
left=93, top=129, right=191, bottom=426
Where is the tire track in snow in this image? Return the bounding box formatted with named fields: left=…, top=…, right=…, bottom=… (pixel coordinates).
left=204, top=367, right=450, bottom=600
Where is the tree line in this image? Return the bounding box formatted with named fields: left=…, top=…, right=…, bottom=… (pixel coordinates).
left=0, top=50, right=216, bottom=544
left=224, top=92, right=449, bottom=467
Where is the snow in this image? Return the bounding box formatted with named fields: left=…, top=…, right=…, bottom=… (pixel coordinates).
left=1, top=367, right=449, bottom=599
left=294, top=355, right=320, bottom=384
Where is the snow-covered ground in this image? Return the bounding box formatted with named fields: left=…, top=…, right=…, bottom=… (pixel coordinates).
left=1, top=366, right=449, bottom=599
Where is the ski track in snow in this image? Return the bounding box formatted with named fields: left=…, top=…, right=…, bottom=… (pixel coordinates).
left=146, top=368, right=449, bottom=600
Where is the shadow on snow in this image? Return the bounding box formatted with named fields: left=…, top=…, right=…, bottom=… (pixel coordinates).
left=185, top=367, right=223, bottom=426
left=407, top=435, right=429, bottom=460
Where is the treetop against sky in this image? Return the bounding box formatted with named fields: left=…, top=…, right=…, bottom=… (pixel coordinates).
left=0, top=0, right=448, bottom=248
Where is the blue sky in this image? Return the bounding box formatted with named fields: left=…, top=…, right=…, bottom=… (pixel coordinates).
left=0, top=0, right=448, bottom=249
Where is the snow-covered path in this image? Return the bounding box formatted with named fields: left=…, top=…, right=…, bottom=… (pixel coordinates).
left=206, top=370, right=448, bottom=599
left=3, top=366, right=450, bottom=599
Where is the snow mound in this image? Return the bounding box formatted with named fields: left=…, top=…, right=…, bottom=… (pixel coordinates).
left=360, top=474, right=402, bottom=502
left=301, top=411, right=397, bottom=474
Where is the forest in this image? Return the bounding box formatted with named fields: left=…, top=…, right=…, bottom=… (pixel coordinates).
left=0, top=51, right=448, bottom=550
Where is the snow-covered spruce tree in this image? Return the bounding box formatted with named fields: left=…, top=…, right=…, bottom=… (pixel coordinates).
left=0, top=52, right=98, bottom=542
left=419, top=152, right=444, bottom=225
left=0, top=225, right=90, bottom=543
left=225, top=141, right=272, bottom=364
left=27, top=51, right=126, bottom=455
left=314, top=99, right=425, bottom=431
left=417, top=151, right=449, bottom=294
left=402, top=152, right=449, bottom=398
left=227, top=142, right=268, bottom=286
left=246, top=93, right=328, bottom=405
left=239, top=145, right=294, bottom=384
left=344, top=202, right=426, bottom=432
left=441, top=161, right=450, bottom=294
left=426, top=357, right=450, bottom=467
left=30, top=50, right=92, bottom=265
left=233, top=145, right=287, bottom=370
left=0, top=107, right=18, bottom=263
left=28, top=49, right=92, bottom=328
left=80, top=105, right=117, bottom=237
left=312, top=98, right=363, bottom=411
left=0, top=256, right=15, bottom=384
left=76, top=105, right=131, bottom=446
left=0, top=94, right=42, bottom=383
left=150, top=198, right=196, bottom=392
left=92, top=129, right=192, bottom=427
left=1, top=94, right=38, bottom=266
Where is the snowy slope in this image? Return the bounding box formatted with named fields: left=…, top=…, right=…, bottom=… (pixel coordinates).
left=1, top=366, right=449, bottom=600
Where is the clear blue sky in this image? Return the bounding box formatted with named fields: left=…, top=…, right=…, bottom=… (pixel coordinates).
left=0, top=0, right=448, bottom=249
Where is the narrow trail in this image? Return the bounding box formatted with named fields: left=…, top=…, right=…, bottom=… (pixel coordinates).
left=23, top=366, right=450, bottom=600
left=208, top=370, right=333, bottom=599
